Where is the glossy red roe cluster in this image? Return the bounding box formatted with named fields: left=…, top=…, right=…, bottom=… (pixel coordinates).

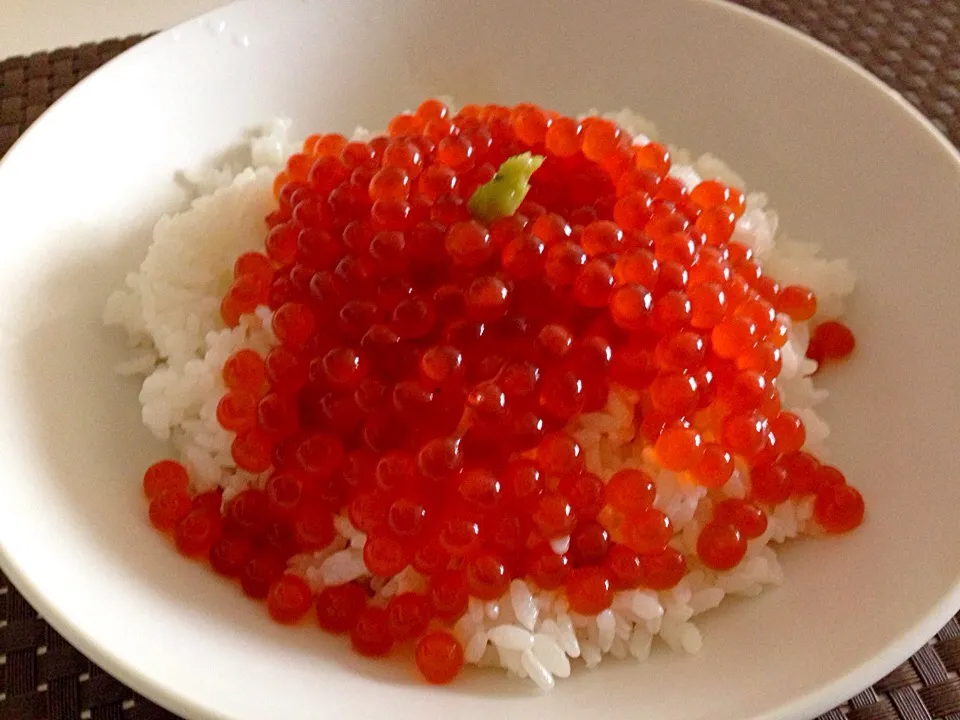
left=146, top=99, right=862, bottom=685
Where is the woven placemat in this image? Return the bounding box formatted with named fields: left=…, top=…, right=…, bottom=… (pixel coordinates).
left=1, top=2, right=958, bottom=718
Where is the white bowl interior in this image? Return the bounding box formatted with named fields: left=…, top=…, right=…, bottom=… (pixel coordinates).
left=0, top=1, right=958, bottom=719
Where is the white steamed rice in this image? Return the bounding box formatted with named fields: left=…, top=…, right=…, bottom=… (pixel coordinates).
left=104, top=106, right=856, bottom=690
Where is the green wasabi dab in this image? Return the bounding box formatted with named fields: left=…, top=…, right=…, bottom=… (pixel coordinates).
left=467, top=152, right=545, bottom=223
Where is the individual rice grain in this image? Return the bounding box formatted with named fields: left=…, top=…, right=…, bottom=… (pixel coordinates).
left=521, top=649, right=555, bottom=692
left=629, top=629, right=654, bottom=661
left=510, top=580, right=539, bottom=632
left=596, top=610, right=617, bottom=653
left=488, top=625, right=535, bottom=652
left=532, top=633, right=571, bottom=678
left=464, top=632, right=489, bottom=664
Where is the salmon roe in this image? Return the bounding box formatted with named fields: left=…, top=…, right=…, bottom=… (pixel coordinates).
left=696, top=521, right=746, bottom=571
left=266, top=574, right=313, bottom=624
left=807, top=320, right=856, bottom=367
left=416, top=631, right=465, bottom=684
left=142, top=460, right=189, bottom=499
left=138, top=99, right=862, bottom=686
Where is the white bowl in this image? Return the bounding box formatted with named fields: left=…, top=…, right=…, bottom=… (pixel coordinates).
left=0, top=1, right=958, bottom=718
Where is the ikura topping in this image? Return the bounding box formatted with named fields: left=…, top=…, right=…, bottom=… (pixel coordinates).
left=806, top=319, right=856, bottom=368
left=139, top=99, right=863, bottom=687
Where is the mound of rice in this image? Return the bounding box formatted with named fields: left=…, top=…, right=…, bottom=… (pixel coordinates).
left=104, top=108, right=855, bottom=691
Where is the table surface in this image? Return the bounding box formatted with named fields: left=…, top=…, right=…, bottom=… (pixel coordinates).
left=1, top=2, right=959, bottom=719
left=0, top=0, right=225, bottom=57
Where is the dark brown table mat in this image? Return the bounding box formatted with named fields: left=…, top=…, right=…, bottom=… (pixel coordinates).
left=1, top=1, right=958, bottom=718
